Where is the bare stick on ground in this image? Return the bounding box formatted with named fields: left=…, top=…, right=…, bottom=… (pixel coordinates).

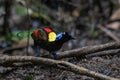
left=86, top=49, right=120, bottom=57
left=98, top=25, right=120, bottom=42
left=2, top=41, right=120, bottom=59
left=57, top=41, right=120, bottom=59
left=0, top=56, right=119, bottom=80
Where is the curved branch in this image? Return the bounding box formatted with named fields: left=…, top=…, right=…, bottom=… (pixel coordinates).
left=2, top=42, right=120, bottom=59
left=86, top=49, right=120, bottom=57
left=57, top=41, right=120, bottom=59
left=0, top=56, right=119, bottom=80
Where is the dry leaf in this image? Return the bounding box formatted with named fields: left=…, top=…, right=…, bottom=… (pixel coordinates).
left=107, top=8, right=120, bottom=30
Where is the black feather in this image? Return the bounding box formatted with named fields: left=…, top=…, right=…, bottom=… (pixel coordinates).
left=31, top=28, right=74, bottom=59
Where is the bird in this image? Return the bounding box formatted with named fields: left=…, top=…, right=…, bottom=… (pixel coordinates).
left=31, top=27, right=74, bottom=59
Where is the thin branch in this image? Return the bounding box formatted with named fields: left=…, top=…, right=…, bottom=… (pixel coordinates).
left=2, top=42, right=120, bottom=59
left=98, top=25, right=120, bottom=42
left=57, top=41, right=120, bottom=59
left=0, top=56, right=119, bottom=80
left=86, top=49, right=120, bottom=57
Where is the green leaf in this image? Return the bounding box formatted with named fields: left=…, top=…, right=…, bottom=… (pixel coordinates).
left=16, top=7, right=32, bottom=15
left=12, top=30, right=34, bottom=41
left=16, top=7, right=27, bottom=15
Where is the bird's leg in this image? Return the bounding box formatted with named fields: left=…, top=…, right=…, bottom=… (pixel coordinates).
left=33, top=43, right=41, bottom=57
left=51, top=51, right=59, bottom=60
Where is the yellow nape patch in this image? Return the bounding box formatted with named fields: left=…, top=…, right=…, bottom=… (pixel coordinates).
left=48, top=32, right=56, bottom=42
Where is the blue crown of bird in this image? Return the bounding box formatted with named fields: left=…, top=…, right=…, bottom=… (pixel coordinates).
left=31, top=27, right=74, bottom=59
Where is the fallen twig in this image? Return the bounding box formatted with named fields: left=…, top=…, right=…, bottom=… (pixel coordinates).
left=86, top=49, right=120, bottom=57
left=0, top=56, right=119, bottom=80
left=98, top=25, right=120, bottom=42
left=57, top=41, right=120, bottom=59
left=2, top=42, right=120, bottom=59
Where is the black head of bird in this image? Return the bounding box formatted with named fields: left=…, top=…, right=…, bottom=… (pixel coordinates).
left=57, top=32, right=74, bottom=42
left=31, top=27, right=74, bottom=59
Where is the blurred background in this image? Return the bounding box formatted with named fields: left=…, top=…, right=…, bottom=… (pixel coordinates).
left=0, top=0, right=120, bottom=80
left=0, top=0, right=120, bottom=55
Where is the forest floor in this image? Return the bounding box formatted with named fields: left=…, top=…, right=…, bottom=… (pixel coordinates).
left=0, top=37, right=120, bottom=80
left=0, top=1, right=120, bottom=79
left=0, top=55, right=120, bottom=80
